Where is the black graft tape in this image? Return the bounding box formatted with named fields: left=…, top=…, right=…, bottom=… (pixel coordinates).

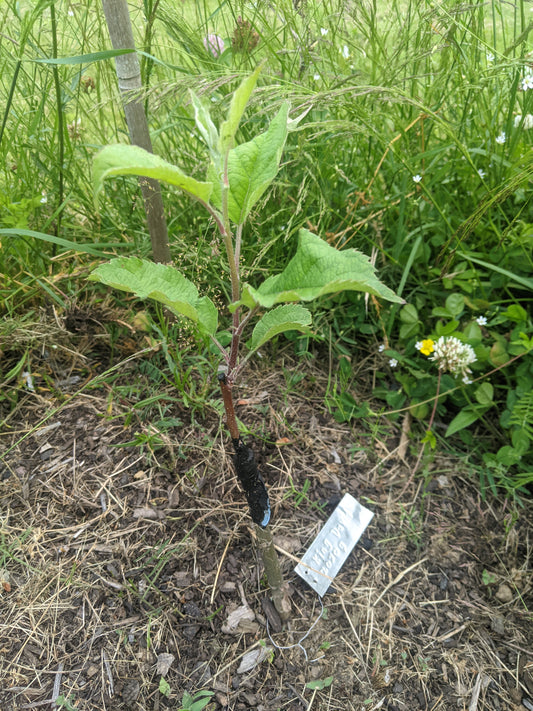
left=233, top=439, right=271, bottom=527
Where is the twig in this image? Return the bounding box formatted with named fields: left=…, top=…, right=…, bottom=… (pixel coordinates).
left=51, top=662, right=63, bottom=708
left=373, top=558, right=428, bottom=606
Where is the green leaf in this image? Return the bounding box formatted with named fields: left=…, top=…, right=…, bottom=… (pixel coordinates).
left=474, top=382, right=494, bottom=405
left=159, top=677, right=171, bottom=697
left=435, top=320, right=459, bottom=337
left=219, top=65, right=262, bottom=154
left=421, top=429, right=437, bottom=448
left=30, top=48, right=135, bottom=65
left=190, top=90, right=219, bottom=160
left=0, top=227, right=130, bottom=258
left=93, top=144, right=213, bottom=204
left=445, top=408, right=481, bottom=437
left=305, top=676, right=334, bottom=690
left=482, top=569, right=497, bottom=586
left=504, top=304, right=527, bottom=323
left=210, top=103, right=290, bottom=224
left=249, top=304, right=312, bottom=350
left=239, top=230, right=403, bottom=309
left=489, top=340, right=509, bottom=367
left=458, top=253, right=533, bottom=291
left=89, top=257, right=218, bottom=335
left=399, top=321, right=420, bottom=339
left=445, top=293, right=464, bottom=318
left=399, top=304, right=419, bottom=324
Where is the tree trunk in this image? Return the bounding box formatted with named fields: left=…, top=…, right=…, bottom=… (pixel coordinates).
left=101, top=0, right=171, bottom=264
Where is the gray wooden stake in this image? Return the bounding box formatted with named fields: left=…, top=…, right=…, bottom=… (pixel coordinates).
left=101, top=0, right=171, bottom=263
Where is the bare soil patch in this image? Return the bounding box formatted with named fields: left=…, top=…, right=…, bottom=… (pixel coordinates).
left=1, top=347, right=532, bottom=711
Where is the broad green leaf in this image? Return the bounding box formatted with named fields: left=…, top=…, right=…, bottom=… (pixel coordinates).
left=93, top=144, right=213, bottom=204
left=189, top=90, right=219, bottom=160
left=210, top=103, right=290, bottom=224
left=445, top=408, right=481, bottom=437
left=249, top=304, right=312, bottom=351
left=219, top=65, right=262, bottom=154
left=238, top=229, right=403, bottom=309
left=89, top=257, right=218, bottom=335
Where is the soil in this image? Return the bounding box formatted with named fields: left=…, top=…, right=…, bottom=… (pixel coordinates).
left=0, top=330, right=532, bottom=711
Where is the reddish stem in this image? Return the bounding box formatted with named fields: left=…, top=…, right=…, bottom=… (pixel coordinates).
left=218, top=373, right=240, bottom=442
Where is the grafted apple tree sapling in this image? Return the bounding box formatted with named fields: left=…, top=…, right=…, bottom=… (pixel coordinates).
left=90, top=68, right=402, bottom=619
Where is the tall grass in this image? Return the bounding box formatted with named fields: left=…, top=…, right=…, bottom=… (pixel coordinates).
left=1, top=0, right=531, bottom=489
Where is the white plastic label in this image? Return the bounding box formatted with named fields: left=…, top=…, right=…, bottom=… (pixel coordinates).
left=294, top=493, right=374, bottom=596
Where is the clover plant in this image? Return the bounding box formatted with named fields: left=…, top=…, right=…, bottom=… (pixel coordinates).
left=90, top=67, right=402, bottom=617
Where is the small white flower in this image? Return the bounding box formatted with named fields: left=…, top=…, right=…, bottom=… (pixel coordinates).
left=68, top=9, right=74, bottom=16
left=378, top=344, right=385, bottom=352
left=514, top=113, right=533, bottom=129
left=521, top=73, right=533, bottom=91
left=415, top=341, right=423, bottom=351
left=389, top=358, right=398, bottom=368
left=462, top=375, right=472, bottom=385
left=313, top=73, right=320, bottom=81
left=320, top=27, right=329, bottom=36
left=22, top=371, right=35, bottom=391
left=340, top=45, right=350, bottom=59
left=412, top=174, right=422, bottom=183
left=486, top=52, right=495, bottom=62
left=476, top=315, right=488, bottom=326
left=477, top=169, right=486, bottom=179
left=40, top=191, right=47, bottom=204
left=495, top=132, right=506, bottom=144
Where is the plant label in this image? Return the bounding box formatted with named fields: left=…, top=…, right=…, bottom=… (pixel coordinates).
left=294, top=493, right=374, bottom=596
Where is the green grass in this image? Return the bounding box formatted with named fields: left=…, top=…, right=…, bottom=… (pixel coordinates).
left=1, top=0, right=532, bottom=494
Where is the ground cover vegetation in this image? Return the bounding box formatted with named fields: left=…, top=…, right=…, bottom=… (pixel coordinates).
left=0, top=0, right=532, bottom=709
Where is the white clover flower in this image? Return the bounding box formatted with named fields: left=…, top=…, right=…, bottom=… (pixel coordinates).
left=429, top=336, right=477, bottom=378
left=495, top=132, right=506, bottom=144
left=477, top=168, right=486, bottom=179
left=476, top=315, right=488, bottom=326
left=521, top=73, right=533, bottom=91
left=378, top=344, right=385, bottom=353
left=462, top=375, right=472, bottom=385
left=341, top=45, right=350, bottom=59
left=389, top=358, right=398, bottom=368
left=412, top=174, right=422, bottom=183
left=320, top=27, right=329, bottom=36
left=486, top=52, right=495, bottom=62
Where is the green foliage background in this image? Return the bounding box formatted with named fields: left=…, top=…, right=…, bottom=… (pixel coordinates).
left=0, top=0, right=532, bottom=496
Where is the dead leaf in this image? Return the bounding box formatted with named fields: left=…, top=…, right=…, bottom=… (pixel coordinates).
left=237, top=645, right=273, bottom=674
left=275, top=437, right=291, bottom=446
left=156, top=653, right=175, bottom=676
left=221, top=604, right=258, bottom=634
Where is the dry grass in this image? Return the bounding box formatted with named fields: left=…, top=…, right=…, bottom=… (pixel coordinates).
left=0, top=346, right=532, bottom=710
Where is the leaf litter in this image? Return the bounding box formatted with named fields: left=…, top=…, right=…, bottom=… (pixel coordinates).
left=0, top=340, right=532, bottom=711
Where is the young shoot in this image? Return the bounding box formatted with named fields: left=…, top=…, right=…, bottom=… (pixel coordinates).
left=90, top=67, right=402, bottom=619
